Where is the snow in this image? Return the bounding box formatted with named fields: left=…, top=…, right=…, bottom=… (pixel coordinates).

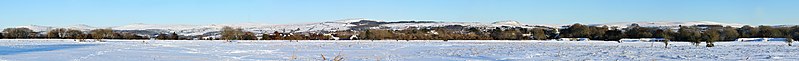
left=491, top=20, right=523, bottom=26
left=111, top=23, right=206, bottom=30
left=379, top=22, right=543, bottom=30
left=1, top=39, right=797, bottom=61
left=326, top=18, right=382, bottom=23
left=12, top=24, right=99, bottom=32
left=65, top=24, right=98, bottom=31
left=106, top=22, right=354, bottom=36
left=14, top=25, right=54, bottom=32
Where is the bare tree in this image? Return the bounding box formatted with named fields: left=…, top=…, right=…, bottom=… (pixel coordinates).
left=64, top=29, right=83, bottom=39
left=679, top=26, right=702, bottom=45
left=703, top=29, right=721, bottom=47
left=655, top=29, right=673, bottom=48
left=90, top=29, right=116, bottom=41
left=531, top=28, right=549, bottom=40
left=43, top=29, right=85, bottom=39
left=46, top=28, right=69, bottom=38
left=221, top=26, right=245, bottom=40
left=120, top=32, right=143, bottom=39
left=2, top=28, right=35, bottom=39
left=75, top=33, right=90, bottom=42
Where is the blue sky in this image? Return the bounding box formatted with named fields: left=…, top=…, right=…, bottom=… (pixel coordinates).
left=1, top=0, right=797, bottom=27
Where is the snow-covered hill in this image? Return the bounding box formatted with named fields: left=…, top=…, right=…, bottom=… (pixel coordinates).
left=14, top=25, right=55, bottom=32
left=6, top=19, right=751, bottom=36
left=592, top=21, right=746, bottom=28
left=64, top=24, right=98, bottom=31
left=492, top=20, right=523, bottom=26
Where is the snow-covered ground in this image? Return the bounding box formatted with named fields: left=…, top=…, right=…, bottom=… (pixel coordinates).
left=0, top=39, right=797, bottom=61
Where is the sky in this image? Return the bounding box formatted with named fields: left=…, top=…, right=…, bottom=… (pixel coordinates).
left=1, top=0, right=798, bottom=28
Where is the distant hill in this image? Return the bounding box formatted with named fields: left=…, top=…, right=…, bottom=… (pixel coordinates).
left=7, top=19, right=753, bottom=37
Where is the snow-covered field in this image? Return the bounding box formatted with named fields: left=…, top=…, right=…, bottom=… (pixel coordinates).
left=0, top=39, right=797, bottom=61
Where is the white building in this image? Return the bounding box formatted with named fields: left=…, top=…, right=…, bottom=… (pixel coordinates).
left=349, top=35, right=359, bottom=40
left=619, top=38, right=667, bottom=42
left=323, top=34, right=340, bottom=40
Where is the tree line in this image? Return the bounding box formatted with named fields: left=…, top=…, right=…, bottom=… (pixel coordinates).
left=217, top=23, right=797, bottom=42
left=4, top=23, right=799, bottom=43
left=0, top=28, right=183, bottom=41
left=558, top=23, right=798, bottom=47
left=215, top=25, right=555, bottom=40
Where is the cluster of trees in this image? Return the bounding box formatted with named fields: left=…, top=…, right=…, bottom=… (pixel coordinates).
left=216, top=25, right=555, bottom=40
left=2, top=28, right=36, bottom=39
left=559, top=23, right=799, bottom=46
left=357, top=27, right=553, bottom=40
left=216, top=27, right=331, bottom=40
left=0, top=28, right=186, bottom=41
left=219, top=27, right=258, bottom=40
left=5, top=24, right=799, bottom=43
left=155, top=32, right=181, bottom=40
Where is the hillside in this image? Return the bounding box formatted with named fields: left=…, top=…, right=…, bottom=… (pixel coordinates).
left=6, top=19, right=749, bottom=37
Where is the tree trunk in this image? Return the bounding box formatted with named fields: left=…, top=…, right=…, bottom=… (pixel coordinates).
left=706, top=43, right=715, bottom=47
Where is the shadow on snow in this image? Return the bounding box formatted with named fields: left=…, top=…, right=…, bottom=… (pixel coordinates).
left=0, top=44, right=99, bottom=55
